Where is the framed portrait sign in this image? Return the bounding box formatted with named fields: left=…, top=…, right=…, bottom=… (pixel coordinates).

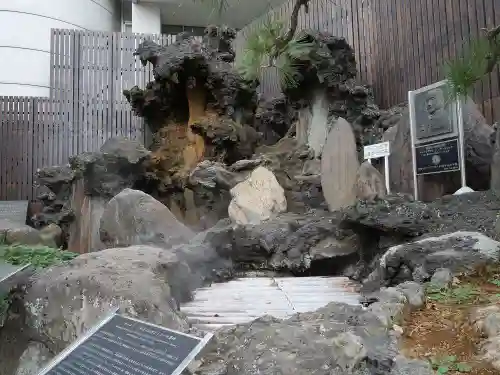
left=409, top=80, right=459, bottom=145
left=408, top=80, right=466, bottom=200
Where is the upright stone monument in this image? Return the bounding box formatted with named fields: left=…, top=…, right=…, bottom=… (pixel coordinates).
left=320, top=118, right=360, bottom=211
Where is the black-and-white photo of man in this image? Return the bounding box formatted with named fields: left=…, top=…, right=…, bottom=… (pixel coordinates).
left=415, top=87, right=454, bottom=140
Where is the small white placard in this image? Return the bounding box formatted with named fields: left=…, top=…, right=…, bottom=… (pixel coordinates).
left=363, top=141, right=391, bottom=160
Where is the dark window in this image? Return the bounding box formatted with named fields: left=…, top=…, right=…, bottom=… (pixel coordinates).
left=161, top=24, right=206, bottom=37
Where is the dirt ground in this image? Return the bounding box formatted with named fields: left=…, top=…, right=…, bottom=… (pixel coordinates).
left=402, top=265, right=500, bottom=374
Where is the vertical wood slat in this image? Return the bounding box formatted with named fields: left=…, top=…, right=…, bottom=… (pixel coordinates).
left=233, top=0, right=500, bottom=123
left=6, top=97, right=13, bottom=199
left=0, top=98, right=5, bottom=198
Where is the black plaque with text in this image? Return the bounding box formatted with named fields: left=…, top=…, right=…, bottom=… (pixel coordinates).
left=416, top=138, right=460, bottom=175
left=40, top=315, right=211, bottom=375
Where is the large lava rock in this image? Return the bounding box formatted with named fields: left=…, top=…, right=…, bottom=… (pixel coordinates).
left=195, top=302, right=410, bottom=374
left=32, top=165, right=76, bottom=241
left=100, top=188, right=193, bottom=249
left=280, top=31, right=383, bottom=150
left=123, top=27, right=257, bottom=134
left=69, top=137, right=150, bottom=198
left=201, top=209, right=361, bottom=274
left=22, top=245, right=191, bottom=355
left=363, top=231, right=500, bottom=292
left=253, top=95, right=296, bottom=145
left=341, top=191, right=500, bottom=239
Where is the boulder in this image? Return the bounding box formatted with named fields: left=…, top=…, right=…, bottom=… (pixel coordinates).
left=195, top=302, right=399, bottom=374
left=254, top=137, right=327, bottom=213
left=23, top=245, right=191, bottom=354
left=39, top=224, right=63, bottom=248
left=342, top=190, right=500, bottom=239
left=363, top=231, right=500, bottom=291
left=228, top=166, right=287, bottom=225
left=430, top=268, right=453, bottom=288
left=69, top=137, right=150, bottom=198
left=253, top=95, right=295, bottom=144
left=355, top=161, right=387, bottom=201
left=0, top=220, right=57, bottom=248
left=100, top=189, right=193, bottom=249
left=321, top=117, right=360, bottom=211
left=14, top=342, right=53, bottom=375
left=35, top=165, right=75, bottom=199
left=203, top=210, right=361, bottom=274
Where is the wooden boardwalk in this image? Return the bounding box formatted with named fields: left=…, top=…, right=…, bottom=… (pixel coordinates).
left=181, top=276, right=361, bottom=330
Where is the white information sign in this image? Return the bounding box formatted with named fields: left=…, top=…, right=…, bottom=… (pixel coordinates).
left=363, top=141, right=391, bottom=194
left=363, top=141, right=390, bottom=159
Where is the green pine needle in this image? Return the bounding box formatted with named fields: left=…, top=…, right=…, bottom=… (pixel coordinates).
left=445, top=36, right=496, bottom=99
left=237, top=17, right=315, bottom=89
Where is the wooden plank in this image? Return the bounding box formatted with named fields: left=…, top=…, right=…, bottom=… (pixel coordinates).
left=358, top=0, right=367, bottom=83
left=6, top=97, right=13, bottom=199
left=383, top=0, right=392, bottom=105
left=475, top=0, right=490, bottom=119
left=468, top=0, right=481, bottom=111
left=17, top=97, right=25, bottom=198
left=370, top=0, right=380, bottom=102
left=437, top=0, right=450, bottom=73
left=96, top=32, right=103, bottom=149
left=425, top=0, right=437, bottom=84
left=419, top=0, right=431, bottom=87
left=27, top=99, right=34, bottom=199
left=351, top=0, right=361, bottom=80
left=486, top=0, right=500, bottom=123
left=12, top=97, right=20, bottom=198
left=399, top=0, right=412, bottom=93
left=112, top=32, right=119, bottom=141
left=0, top=98, right=5, bottom=199
left=81, top=31, right=89, bottom=152
left=392, top=0, right=403, bottom=102
left=181, top=277, right=360, bottom=330
left=69, top=30, right=76, bottom=156
left=62, top=29, right=70, bottom=162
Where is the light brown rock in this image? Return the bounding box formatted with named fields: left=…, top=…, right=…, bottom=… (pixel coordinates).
left=321, top=117, right=360, bottom=211
left=228, top=166, right=287, bottom=225
left=354, top=161, right=387, bottom=201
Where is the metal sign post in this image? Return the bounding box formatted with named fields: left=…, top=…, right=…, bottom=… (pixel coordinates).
left=408, top=79, right=466, bottom=201
left=457, top=97, right=467, bottom=188
left=363, top=141, right=391, bottom=194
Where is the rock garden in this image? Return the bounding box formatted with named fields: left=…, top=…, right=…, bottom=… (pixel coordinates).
left=2, top=2, right=500, bottom=374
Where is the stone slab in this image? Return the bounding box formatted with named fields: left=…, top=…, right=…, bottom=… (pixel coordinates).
left=0, top=200, right=28, bottom=225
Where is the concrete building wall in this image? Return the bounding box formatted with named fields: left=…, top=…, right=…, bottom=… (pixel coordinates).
left=0, top=0, right=120, bottom=97
left=131, top=2, right=161, bottom=34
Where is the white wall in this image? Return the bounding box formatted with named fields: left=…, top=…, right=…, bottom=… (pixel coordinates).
left=132, top=2, right=161, bottom=34
left=0, top=0, right=119, bottom=97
